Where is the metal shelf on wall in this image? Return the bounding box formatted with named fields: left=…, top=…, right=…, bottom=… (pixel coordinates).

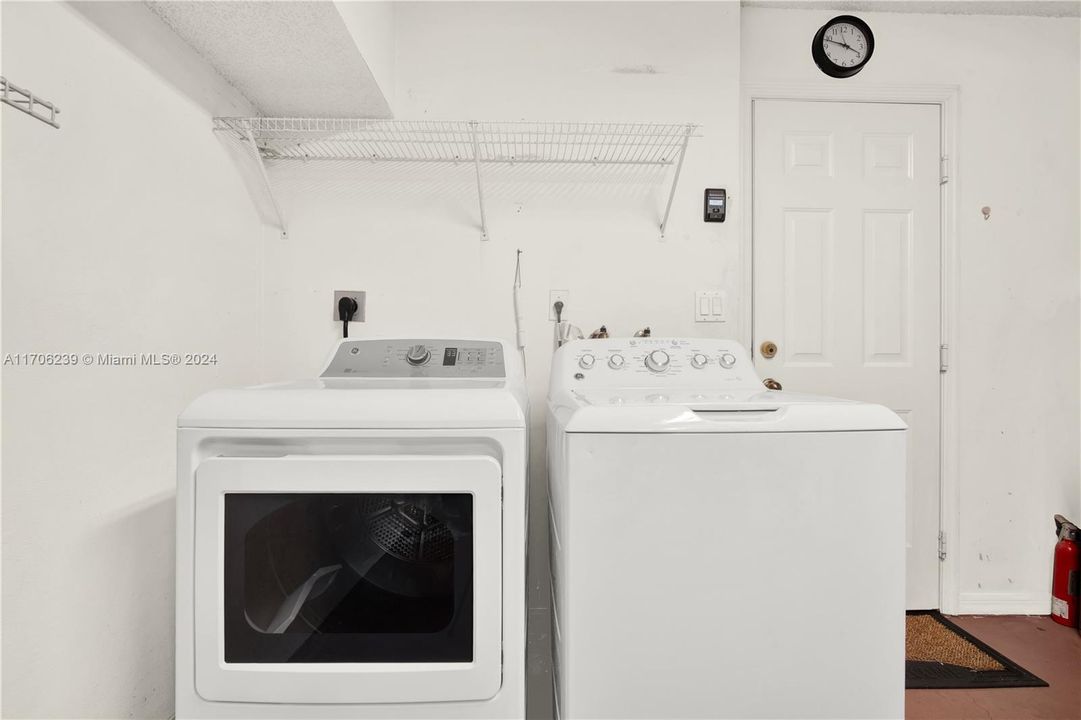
left=213, top=117, right=699, bottom=240
left=1, top=77, right=60, bottom=129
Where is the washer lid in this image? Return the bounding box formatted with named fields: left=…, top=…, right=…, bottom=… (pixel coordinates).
left=178, top=379, right=526, bottom=429
left=558, top=389, right=905, bottom=433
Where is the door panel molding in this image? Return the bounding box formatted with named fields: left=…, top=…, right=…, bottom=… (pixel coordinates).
left=863, top=209, right=914, bottom=366
left=782, top=208, right=835, bottom=365
left=741, top=83, right=961, bottom=613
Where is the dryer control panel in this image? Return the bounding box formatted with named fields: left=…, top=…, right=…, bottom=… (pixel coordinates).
left=552, top=337, right=762, bottom=390
left=322, top=339, right=506, bottom=378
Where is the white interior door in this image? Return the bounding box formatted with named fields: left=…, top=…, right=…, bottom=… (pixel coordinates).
left=752, top=99, right=941, bottom=609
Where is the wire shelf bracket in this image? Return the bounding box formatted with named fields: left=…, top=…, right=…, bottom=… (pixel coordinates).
left=1, top=77, right=60, bottom=129
left=214, top=118, right=700, bottom=241
left=659, top=124, right=693, bottom=240
left=468, top=121, right=489, bottom=241
left=243, top=127, right=288, bottom=239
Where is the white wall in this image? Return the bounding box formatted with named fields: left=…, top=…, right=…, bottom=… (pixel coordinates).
left=256, top=1, right=742, bottom=713
left=335, top=0, right=396, bottom=112
left=1, top=2, right=266, bottom=717
left=742, top=7, right=1081, bottom=613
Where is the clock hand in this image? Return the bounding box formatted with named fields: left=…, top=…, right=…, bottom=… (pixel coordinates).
left=826, top=38, right=859, bottom=53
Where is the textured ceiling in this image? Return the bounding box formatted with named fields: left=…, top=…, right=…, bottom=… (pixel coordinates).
left=146, top=1, right=392, bottom=118
left=742, top=1, right=1081, bottom=17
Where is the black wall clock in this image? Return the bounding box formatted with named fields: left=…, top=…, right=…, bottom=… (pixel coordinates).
left=812, top=15, right=875, bottom=78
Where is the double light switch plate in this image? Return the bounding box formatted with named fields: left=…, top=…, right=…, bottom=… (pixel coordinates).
left=695, top=290, right=725, bottom=323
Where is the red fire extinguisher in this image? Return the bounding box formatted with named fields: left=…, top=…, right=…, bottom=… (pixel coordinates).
left=1051, top=514, right=1080, bottom=628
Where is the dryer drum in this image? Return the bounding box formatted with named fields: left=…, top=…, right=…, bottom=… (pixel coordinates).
left=328, top=494, right=469, bottom=598
left=236, top=493, right=472, bottom=637
left=358, top=496, right=456, bottom=564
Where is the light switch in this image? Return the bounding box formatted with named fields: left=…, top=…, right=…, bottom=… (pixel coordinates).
left=695, top=290, right=725, bottom=323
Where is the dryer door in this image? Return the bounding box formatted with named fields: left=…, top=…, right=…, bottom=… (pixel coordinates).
left=192, top=454, right=502, bottom=704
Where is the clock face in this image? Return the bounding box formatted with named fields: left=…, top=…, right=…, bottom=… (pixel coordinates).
left=811, top=15, right=875, bottom=78
left=822, top=22, right=868, bottom=69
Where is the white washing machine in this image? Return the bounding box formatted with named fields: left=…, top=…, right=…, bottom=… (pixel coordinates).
left=176, top=338, right=527, bottom=719
left=547, top=338, right=906, bottom=719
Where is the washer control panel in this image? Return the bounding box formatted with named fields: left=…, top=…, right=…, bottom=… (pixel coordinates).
left=556, top=337, right=761, bottom=389
left=322, top=339, right=505, bottom=378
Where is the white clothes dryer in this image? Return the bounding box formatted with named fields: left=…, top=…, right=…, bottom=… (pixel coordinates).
left=176, top=338, right=527, bottom=719
left=547, top=337, right=906, bottom=719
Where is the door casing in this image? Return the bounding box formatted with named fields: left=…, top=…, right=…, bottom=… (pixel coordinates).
left=740, top=83, right=961, bottom=614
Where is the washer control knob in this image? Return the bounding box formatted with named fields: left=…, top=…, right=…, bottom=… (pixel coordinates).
left=578, top=353, right=596, bottom=370
left=405, top=344, right=431, bottom=366
left=718, top=352, right=737, bottom=369
left=644, top=349, right=671, bottom=373
left=691, top=353, right=709, bottom=369
left=608, top=353, right=625, bottom=369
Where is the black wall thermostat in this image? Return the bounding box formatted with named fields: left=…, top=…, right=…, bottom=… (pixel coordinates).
left=704, top=188, right=726, bottom=222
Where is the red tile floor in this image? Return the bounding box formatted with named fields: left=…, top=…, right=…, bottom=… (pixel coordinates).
left=906, top=615, right=1081, bottom=719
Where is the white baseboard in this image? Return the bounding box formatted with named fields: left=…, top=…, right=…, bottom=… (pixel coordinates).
left=956, top=591, right=1050, bottom=616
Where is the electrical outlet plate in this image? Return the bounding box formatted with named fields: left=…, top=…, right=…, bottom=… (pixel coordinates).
left=549, top=290, right=570, bottom=321
left=695, top=290, right=725, bottom=323
left=333, top=290, right=366, bottom=321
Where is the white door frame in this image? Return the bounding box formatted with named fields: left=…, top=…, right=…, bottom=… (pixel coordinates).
left=740, top=83, right=961, bottom=614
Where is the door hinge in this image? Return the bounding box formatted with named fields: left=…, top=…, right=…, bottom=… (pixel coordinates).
left=939, top=156, right=950, bottom=185
left=938, top=531, right=947, bottom=561
left=939, top=344, right=949, bottom=373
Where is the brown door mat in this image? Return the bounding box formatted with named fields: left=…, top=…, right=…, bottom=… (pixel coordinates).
left=906, top=610, right=1049, bottom=689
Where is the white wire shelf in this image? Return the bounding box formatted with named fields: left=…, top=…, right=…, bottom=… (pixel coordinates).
left=1, top=76, right=60, bottom=129
left=213, top=117, right=699, bottom=239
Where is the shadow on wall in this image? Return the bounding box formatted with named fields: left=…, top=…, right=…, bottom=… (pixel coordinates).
left=68, top=1, right=252, bottom=118
left=241, top=158, right=672, bottom=236
left=89, top=491, right=177, bottom=718
left=256, top=157, right=670, bottom=201
left=68, top=3, right=283, bottom=228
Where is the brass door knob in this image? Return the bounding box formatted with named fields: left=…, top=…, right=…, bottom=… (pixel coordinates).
left=763, top=378, right=782, bottom=391
left=760, top=341, right=778, bottom=359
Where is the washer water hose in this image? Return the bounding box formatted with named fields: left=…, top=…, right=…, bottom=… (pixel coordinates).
left=513, top=250, right=527, bottom=372
left=513, top=250, right=525, bottom=352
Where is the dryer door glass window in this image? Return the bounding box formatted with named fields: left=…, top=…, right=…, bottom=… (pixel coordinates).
left=223, top=493, right=473, bottom=663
